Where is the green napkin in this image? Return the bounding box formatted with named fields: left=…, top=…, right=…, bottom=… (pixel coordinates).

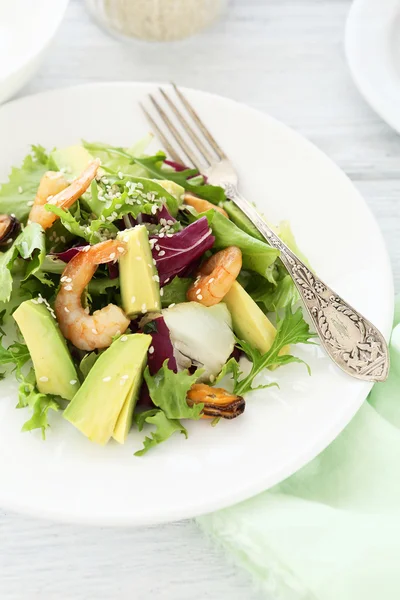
left=198, top=296, right=400, bottom=600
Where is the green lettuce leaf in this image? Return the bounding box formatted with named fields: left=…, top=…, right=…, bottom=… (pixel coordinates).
left=134, top=409, right=188, bottom=457
left=144, top=361, right=203, bottom=420
left=17, top=369, right=60, bottom=439
left=160, top=277, right=192, bottom=307
left=83, top=137, right=152, bottom=178
left=234, top=306, right=316, bottom=395
left=203, top=210, right=279, bottom=281
left=0, top=337, right=31, bottom=375
left=0, top=223, right=46, bottom=302
left=215, top=356, right=242, bottom=386
left=246, top=271, right=298, bottom=313
left=83, top=142, right=225, bottom=205
left=0, top=145, right=50, bottom=221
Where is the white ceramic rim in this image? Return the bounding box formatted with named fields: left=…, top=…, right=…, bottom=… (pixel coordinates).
left=0, top=0, right=70, bottom=82
left=345, top=0, right=400, bottom=133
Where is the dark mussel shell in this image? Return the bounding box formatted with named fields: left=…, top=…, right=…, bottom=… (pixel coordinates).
left=187, top=384, right=245, bottom=420
left=0, top=215, right=20, bottom=248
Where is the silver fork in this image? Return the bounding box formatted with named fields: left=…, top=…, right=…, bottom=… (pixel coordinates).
left=141, top=84, right=389, bottom=382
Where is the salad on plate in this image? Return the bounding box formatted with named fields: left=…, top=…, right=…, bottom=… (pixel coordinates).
left=0, top=138, right=315, bottom=455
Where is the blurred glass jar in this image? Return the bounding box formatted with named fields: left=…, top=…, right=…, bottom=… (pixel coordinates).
left=86, top=0, right=228, bottom=42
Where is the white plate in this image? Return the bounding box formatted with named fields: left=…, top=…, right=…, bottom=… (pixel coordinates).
left=345, top=0, right=400, bottom=133
left=0, top=0, right=69, bottom=104
left=0, top=83, right=393, bottom=526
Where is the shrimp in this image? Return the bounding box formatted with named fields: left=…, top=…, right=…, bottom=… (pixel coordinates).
left=184, top=193, right=228, bottom=218
left=29, top=159, right=100, bottom=230
left=187, top=246, right=242, bottom=307
left=55, top=240, right=129, bottom=351
left=187, top=384, right=245, bottom=419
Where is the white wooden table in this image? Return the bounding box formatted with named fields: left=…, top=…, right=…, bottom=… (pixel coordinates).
left=1, top=1, right=399, bottom=598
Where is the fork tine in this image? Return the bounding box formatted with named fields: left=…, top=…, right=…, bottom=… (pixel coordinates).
left=159, top=88, right=214, bottom=166
left=172, top=83, right=227, bottom=160
left=140, top=103, right=184, bottom=164
left=149, top=94, right=203, bottom=171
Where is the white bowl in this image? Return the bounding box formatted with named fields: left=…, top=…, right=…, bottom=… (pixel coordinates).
left=0, top=83, right=393, bottom=526
left=0, top=0, right=69, bottom=104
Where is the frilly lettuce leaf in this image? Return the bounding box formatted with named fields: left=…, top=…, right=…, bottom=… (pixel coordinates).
left=0, top=223, right=46, bottom=303
left=144, top=361, right=203, bottom=420
left=0, top=145, right=51, bottom=221
left=17, top=369, right=60, bottom=439
left=134, top=409, right=188, bottom=457
left=234, top=306, right=316, bottom=395
left=134, top=362, right=204, bottom=456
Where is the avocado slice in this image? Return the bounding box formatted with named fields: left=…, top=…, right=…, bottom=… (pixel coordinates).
left=157, top=180, right=185, bottom=203
left=51, top=145, right=95, bottom=179
left=223, top=281, right=289, bottom=355
left=13, top=300, right=80, bottom=400
left=113, top=345, right=148, bottom=444
left=64, top=333, right=151, bottom=445
left=118, top=225, right=161, bottom=318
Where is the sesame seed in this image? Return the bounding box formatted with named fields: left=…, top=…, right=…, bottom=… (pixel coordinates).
left=153, top=259, right=157, bottom=266
left=121, top=374, right=129, bottom=380
left=165, top=277, right=170, bottom=284
left=103, top=376, right=111, bottom=382
left=153, top=274, right=160, bottom=283
left=18, top=186, right=23, bottom=194
left=60, top=276, right=67, bottom=282
left=64, top=285, right=73, bottom=291
left=136, top=240, right=141, bottom=247
left=117, top=246, right=124, bottom=253
left=149, top=346, right=154, bottom=354
left=39, top=376, right=48, bottom=382
left=64, top=307, right=70, bottom=313
left=148, top=263, right=152, bottom=269
left=70, top=379, right=77, bottom=385
left=60, top=236, right=66, bottom=243
left=115, top=204, right=122, bottom=210
left=65, top=277, right=72, bottom=283
left=155, top=244, right=160, bottom=251
left=27, top=200, right=34, bottom=206
left=120, top=335, right=128, bottom=342
left=209, top=375, right=215, bottom=383
left=168, top=303, right=176, bottom=308
left=141, top=303, right=147, bottom=313
left=109, top=253, right=116, bottom=260
left=197, top=295, right=203, bottom=300
left=151, top=204, right=157, bottom=215
left=92, top=328, right=98, bottom=334
left=84, top=307, right=90, bottom=314
left=136, top=255, right=142, bottom=261
left=131, top=296, right=136, bottom=303
left=118, top=171, right=123, bottom=179
left=158, top=250, right=165, bottom=257
left=209, top=278, right=215, bottom=283
left=160, top=288, right=164, bottom=296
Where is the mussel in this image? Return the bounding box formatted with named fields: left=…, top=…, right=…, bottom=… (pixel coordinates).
left=187, top=384, right=245, bottom=420
left=0, top=214, right=20, bottom=248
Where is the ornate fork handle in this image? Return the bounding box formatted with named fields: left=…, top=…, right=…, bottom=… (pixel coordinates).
left=223, top=182, right=389, bottom=382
